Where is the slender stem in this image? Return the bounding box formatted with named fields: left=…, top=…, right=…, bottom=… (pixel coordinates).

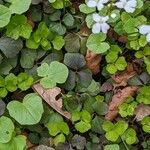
left=120, top=136, right=130, bottom=150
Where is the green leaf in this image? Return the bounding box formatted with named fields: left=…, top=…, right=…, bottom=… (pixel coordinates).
left=53, top=133, right=65, bottom=146
left=105, top=130, right=119, bottom=142
left=141, top=116, right=150, bottom=133
left=122, top=128, right=137, bottom=145
left=86, top=33, right=110, bottom=54
left=40, top=77, right=56, bottom=89
left=92, top=101, right=108, bottom=115
left=64, top=33, right=80, bottom=52
left=106, top=51, right=118, bottom=63
left=0, top=5, right=11, bottom=28
left=136, top=86, right=150, bottom=104
left=63, top=13, right=74, bottom=27
left=0, top=37, right=23, bottom=58
left=64, top=53, right=86, bottom=70
left=6, top=15, right=32, bottom=40
left=5, top=73, right=17, bottom=92
left=81, top=110, right=91, bottom=123
left=52, top=36, right=65, bottom=50
left=72, top=111, right=81, bottom=122
left=77, top=69, right=92, bottom=88
left=9, top=0, right=32, bottom=14
left=75, top=121, right=91, bottom=133
left=102, top=121, right=114, bottom=132
left=17, top=73, right=33, bottom=91
left=37, top=63, right=51, bottom=77
left=115, top=57, right=127, bottom=71
left=104, top=144, right=120, bottom=150
left=0, top=135, right=26, bottom=150
left=7, top=93, right=44, bottom=125
left=49, top=61, right=68, bottom=83
left=59, top=122, right=69, bottom=135
left=106, top=64, right=117, bottom=74
left=47, top=122, right=60, bottom=136
left=0, top=116, right=14, bottom=143
left=20, top=49, right=37, bottom=69
left=50, top=22, right=66, bottom=35
left=91, top=116, right=104, bottom=134
left=79, top=4, right=96, bottom=14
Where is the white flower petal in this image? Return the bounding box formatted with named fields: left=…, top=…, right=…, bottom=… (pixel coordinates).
left=101, top=23, right=110, bottom=33
left=87, top=0, right=97, bottom=8
left=92, top=23, right=101, bottom=33
left=93, top=13, right=101, bottom=22
left=127, top=0, right=137, bottom=7
left=124, top=5, right=135, bottom=13
left=97, top=1, right=104, bottom=10
left=139, top=25, right=150, bottom=35
left=115, top=2, right=125, bottom=8
left=101, top=0, right=109, bottom=4
left=146, top=33, right=150, bottom=42
left=101, top=16, right=109, bottom=22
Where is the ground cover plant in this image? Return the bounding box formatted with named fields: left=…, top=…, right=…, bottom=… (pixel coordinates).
left=0, top=0, right=150, bottom=149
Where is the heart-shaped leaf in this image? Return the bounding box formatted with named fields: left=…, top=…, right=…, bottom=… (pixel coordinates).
left=7, top=93, right=44, bottom=125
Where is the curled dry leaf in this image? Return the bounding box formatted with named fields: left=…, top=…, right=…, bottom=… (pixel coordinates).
left=135, top=104, right=150, bottom=121
left=112, top=63, right=137, bottom=87
left=105, top=86, right=138, bottom=121
left=32, top=84, right=71, bottom=119
left=85, top=50, right=102, bottom=75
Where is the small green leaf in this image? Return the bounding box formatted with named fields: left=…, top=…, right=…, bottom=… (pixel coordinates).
left=104, top=144, right=120, bottom=150
left=86, top=33, right=110, bottom=54
left=52, top=36, right=65, bottom=50
left=79, top=4, right=96, bottom=14
left=53, top=133, right=65, bottom=146
left=75, top=121, right=91, bottom=133
left=17, top=73, right=33, bottom=91
left=0, top=116, right=14, bottom=143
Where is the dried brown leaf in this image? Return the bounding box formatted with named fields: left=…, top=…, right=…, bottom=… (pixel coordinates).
left=32, top=84, right=71, bottom=119
left=105, top=86, right=138, bottom=121
left=85, top=50, right=102, bottom=75
left=112, top=63, right=137, bottom=87
left=135, top=104, right=150, bottom=121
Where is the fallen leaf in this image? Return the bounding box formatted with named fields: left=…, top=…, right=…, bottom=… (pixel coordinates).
left=135, top=104, right=150, bottom=121
left=85, top=50, right=102, bottom=75
left=112, top=63, right=137, bottom=87
left=105, top=86, right=138, bottom=121
left=32, top=84, right=71, bottom=119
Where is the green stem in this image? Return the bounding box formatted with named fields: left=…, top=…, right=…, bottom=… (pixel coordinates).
left=121, top=136, right=130, bottom=150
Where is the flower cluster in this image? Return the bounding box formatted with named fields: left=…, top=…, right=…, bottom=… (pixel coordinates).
left=86, top=0, right=138, bottom=34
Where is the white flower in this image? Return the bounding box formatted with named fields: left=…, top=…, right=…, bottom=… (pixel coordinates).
left=115, top=0, right=137, bottom=13
left=92, top=13, right=110, bottom=34
left=87, top=0, right=109, bottom=11
left=139, top=25, right=150, bottom=42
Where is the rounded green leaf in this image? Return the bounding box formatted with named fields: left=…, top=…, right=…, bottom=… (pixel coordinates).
left=75, top=121, right=91, bottom=133
left=0, top=5, right=11, bottom=28
left=7, top=93, right=44, bottom=125
left=49, top=61, right=69, bottom=84
left=0, top=116, right=14, bottom=143
left=86, top=33, right=110, bottom=54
